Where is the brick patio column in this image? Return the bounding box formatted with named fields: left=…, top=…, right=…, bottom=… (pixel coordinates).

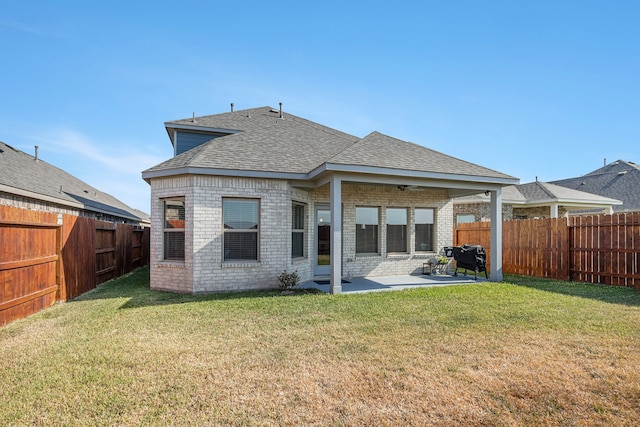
left=490, top=188, right=503, bottom=281
left=330, top=175, right=342, bottom=294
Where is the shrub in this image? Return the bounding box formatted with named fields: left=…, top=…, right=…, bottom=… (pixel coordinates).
left=277, top=270, right=300, bottom=290
left=436, top=255, right=450, bottom=264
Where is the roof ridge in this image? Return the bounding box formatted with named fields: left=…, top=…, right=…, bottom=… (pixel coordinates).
left=168, top=106, right=273, bottom=124
left=170, top=106, right=360, bottom=145
left=535, top=181, right=557, bottom=198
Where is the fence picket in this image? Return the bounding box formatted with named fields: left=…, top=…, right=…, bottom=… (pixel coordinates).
left=1, top=205, right=150, bottom=326
left=455, top=213, right=640, bottom=289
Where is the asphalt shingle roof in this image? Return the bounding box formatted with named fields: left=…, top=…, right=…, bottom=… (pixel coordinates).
left=328, top=131, right=512, bottom=179
left=551, top=160, right=640, bottom=212
left=455, top=180, right=620, bottom=206
left=518, top=181, right=620, bottom=204
left=0, top=141, right=147, bottom=222
left=152, top=107, right=358, bottom=174
left=148, top=106, right=516, bottom=182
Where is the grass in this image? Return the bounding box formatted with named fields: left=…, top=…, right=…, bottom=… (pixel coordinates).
left=1, top=267, right=640, bottom=426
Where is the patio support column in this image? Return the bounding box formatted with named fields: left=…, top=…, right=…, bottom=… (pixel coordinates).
left=550, top=203, right=559, bottom=218
left=489, top=188, right=503, bottom=282
left=330, top=175, right=342, bottom=294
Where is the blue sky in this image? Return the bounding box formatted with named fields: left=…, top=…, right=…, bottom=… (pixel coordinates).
left=2, top=1, right=638, bottom=213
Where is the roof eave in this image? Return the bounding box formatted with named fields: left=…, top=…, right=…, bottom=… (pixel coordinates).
left=0, top=183, right=84, bottom=209
left=310, top=163, right=519, bottom=186
left=519, top=198, right=623, bottom=208
left=142, top=167, right=308, bottom=183
left=143, top=163, right=520, bottom=191
left=164, top=122, right=243, bottom=135
left=164, top=123, right=242, bottom=148
left=0, top=183, right=145, bottom=222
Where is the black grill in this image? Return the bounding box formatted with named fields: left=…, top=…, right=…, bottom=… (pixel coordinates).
left=452, top=245, right=488, bottom=280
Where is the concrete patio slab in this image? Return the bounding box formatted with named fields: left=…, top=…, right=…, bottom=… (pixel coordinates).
left=298, top=273, right=488, bottom=294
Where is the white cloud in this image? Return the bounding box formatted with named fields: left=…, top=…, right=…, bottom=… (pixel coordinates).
left=0, top=21, right=43, bottom=34
left=9, top=127, right=166, bottom=213
left=33, top=128, right=164, bottom=174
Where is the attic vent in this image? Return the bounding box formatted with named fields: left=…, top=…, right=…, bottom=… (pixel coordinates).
left=618, top=171, right=628, bottom=176
left=266, top=103, right=286, bottom=118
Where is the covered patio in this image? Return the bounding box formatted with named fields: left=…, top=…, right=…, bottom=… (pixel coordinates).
left=313, top=173, right=507, bottom=294
left=299, top=272, right=488, bottom=294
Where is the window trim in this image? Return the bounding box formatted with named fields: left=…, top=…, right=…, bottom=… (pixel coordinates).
left=355, top=206, right=380, bottom=255
left=456, top=213, right=476, bottom=225
left=222, top=197, right=260, bottom=262
left=162, top=197, right=185, bottom=262
left=386, top=207, right=408, bottom=254
left=291, top=201, right=306, bottom=259
left=415, top=207, right=435, bottom=253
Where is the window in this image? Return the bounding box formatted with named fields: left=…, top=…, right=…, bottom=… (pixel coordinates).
left=387, top=208, right=407, bottom=253
left=415, top=208, right=434, bottom=252
left=356, top=207, right=379, bottom=254
left=292, top=203, right=305, bottom=258
left=457, top=214, right=475, bottom=225
left=223, top=199, right=259, bottom=261
left=163, top=199, right=185, bottom=261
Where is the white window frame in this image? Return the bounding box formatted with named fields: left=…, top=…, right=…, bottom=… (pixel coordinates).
left=386, top=207, right=408, bottom=253
left=222, top=198, right=260, bottom=262
left=162, top=198, right=185, bottom=261
left=356, top=206, right=379, bottom=254
left=291, top=202, right=305, bottom=259
left=415, top=208, right=435, bottom=252
left=457, top=214, right=476, bottom=225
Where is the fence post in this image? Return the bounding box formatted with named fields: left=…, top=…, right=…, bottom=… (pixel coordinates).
left=55, top=225, right=66, bottom=302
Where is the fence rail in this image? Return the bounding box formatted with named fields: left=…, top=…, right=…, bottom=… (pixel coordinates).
left=1, top=205, right=150, bottom=326
left=454, top=212, right=640, bottom=289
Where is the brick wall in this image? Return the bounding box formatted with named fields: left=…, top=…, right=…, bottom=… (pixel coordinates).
left=149, top=176, right=193, bottom=293
left=453, top=202, right=514, bottom=223
left=313, top=183, right=452, bottom=278
left=149, top=177, right=456, bottom=293
left=512, top=205, right=570, bottom=219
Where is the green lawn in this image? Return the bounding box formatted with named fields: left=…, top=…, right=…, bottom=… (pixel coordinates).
left=2, top=267, right=639, bottom=426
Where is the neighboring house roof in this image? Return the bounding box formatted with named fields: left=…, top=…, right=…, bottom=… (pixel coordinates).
left=455, top=180, right=622, bottom=210
left=551, top=160, right=640, bottom=212
left=0, top=141, right=149, bottom=223
left=454, top=185, right=525, bottom=204
left=144, top=106, right=517, bottom=190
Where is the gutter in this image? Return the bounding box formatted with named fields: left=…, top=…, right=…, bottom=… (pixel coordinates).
left=143, top=163, right=520, bottom=188
left=0, top=184, right=145, bottom=223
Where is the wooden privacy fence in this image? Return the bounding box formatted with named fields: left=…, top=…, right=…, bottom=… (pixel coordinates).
left=569, top=213, right=640, bottom=287
left=454, top=212, right=640, bottom=288
left=0, top=208, right=61, bottom=326
left=1, top=205, right=150, bottom=326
